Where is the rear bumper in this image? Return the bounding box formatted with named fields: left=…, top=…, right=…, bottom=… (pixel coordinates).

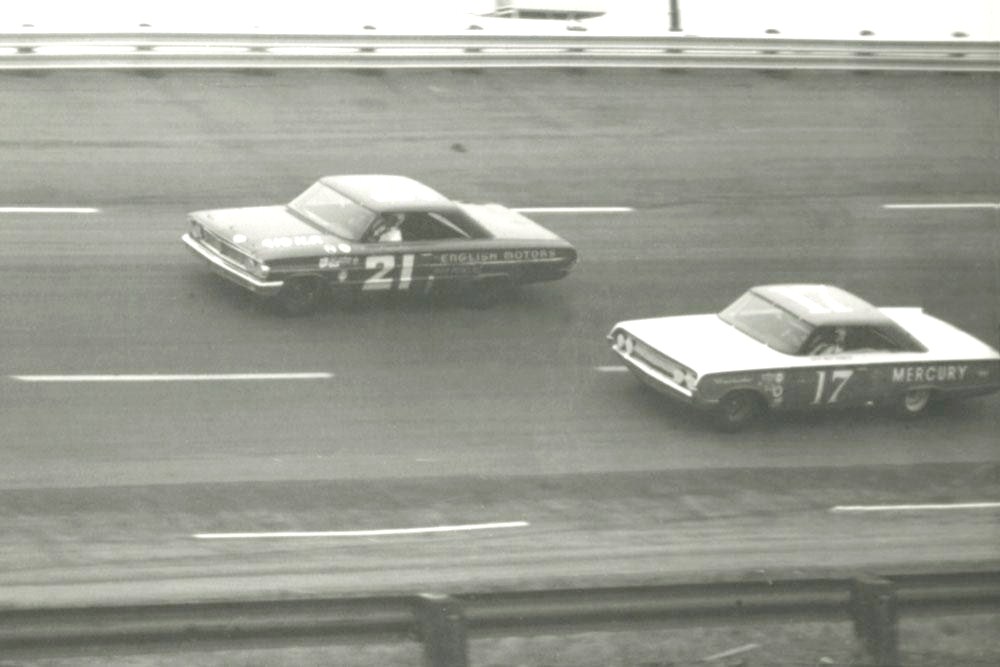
left=182, top=233, right=284, bottom=296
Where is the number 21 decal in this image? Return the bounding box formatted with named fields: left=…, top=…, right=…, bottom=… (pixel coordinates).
left=813, top=369, right=854, bottom=404
left=362, top=254, right=415, bottom=291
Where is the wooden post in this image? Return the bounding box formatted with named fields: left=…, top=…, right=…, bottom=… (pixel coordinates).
left=851, top=576, right=900, bottom=666
left=414, top=593, right=468, bottom=667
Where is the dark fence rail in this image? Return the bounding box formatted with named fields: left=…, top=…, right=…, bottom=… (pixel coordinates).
left=2, top=569, right=999, bottom=665
left=0, top=33, right=998, bottom=70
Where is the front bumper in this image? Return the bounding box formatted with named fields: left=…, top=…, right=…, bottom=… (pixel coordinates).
left=611, top=345, right=698, bottom=403
left=608, top=332, right=721, bottom=410
left=182, top=233, right=284, bottom=296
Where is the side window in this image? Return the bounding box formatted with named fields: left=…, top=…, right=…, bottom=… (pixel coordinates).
left=399, top=213, right=469, bottom=241
left=805, top=327, right=849, bottom=356
left=849, top=326, right=901, bottom=353
left=806, top=326, right=910, bottom=355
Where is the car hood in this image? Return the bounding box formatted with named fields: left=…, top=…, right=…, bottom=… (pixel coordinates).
left=190, top=206, right=346, bottom=258
left=615, top=314, right=797, bottom=375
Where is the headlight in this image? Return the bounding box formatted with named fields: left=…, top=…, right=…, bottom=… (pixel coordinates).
left=190, top=221, right=203, bottom=239
left=614, top=331, right=633, bottom=355
left=246, top=258, right=270, bottom=279
left=683, top=371, right=698, bottom=389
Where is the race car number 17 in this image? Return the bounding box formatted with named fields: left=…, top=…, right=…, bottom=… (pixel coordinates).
left=812, top=369, right=854, bottom=404
left=363, top=254, right=415, bottom=291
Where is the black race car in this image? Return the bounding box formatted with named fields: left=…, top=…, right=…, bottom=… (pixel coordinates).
left=182, top=175, right=577, bottom=314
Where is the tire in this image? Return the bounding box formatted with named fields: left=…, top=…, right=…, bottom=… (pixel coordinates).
left=895, top=388, right=932, bottom=418
left=275, top=276, right=325, bottom=316
left=712, top=391, right=765, bottom=432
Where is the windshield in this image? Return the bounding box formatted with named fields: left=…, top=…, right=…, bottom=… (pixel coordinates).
left=718, top=291, right=814, bottom=354
left=288, top=182, right=376, bottom=240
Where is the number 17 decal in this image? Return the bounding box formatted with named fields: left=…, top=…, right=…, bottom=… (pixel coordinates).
left=363, top=254, right=415, bottom=291
left=813, top=369, right=854, bottom=404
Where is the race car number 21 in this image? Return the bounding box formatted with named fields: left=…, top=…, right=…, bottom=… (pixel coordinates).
left=813, top=369, right=854, bottom=404
left=363, top=254, right=415, bottom=291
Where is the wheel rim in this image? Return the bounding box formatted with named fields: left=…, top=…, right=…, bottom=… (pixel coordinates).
left=723, top=394, right=753, bottom=423
left=903, top=389, right=931, bottom=413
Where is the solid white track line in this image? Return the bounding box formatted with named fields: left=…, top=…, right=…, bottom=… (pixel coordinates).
left=0, top=207, right=99, bottom=213
left=193, top=521, right=530, bottom=539
left=883, top=203, right=999, bottom=210
left=831, top=502, right=1000, bottom=513
left=11, top=372, right=333, bottom=382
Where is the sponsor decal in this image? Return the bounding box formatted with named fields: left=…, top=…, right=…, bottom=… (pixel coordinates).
left=439, top=249, right=559, bottom=264
left=503, top=249, right=558, bottom=261
left=714, top=376, right=754, bottom=385
left=441, top=252, right=500, bottom=264
left=891, top=364, right=968, bottom=383
left=318, top=256, right=360, bottom=269
left=760, top=371, right=785, bottom=403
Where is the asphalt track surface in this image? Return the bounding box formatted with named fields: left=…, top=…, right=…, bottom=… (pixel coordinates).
left=0, top=69, right=997, bottom=604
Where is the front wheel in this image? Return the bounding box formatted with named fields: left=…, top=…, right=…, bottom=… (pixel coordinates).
left=274, top=276, right=326, bottom=316
left=712, top=391, right=765, bottom=432
left=895, top=388, right=932, bottom=418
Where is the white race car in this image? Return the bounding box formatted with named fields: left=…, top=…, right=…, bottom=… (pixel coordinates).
left=608, top=284, right=1000, bottom=430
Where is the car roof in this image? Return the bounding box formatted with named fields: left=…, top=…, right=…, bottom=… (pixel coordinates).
left=751, top=284, right=895, bottom=327
left=319, top=175, right=461, bottom=213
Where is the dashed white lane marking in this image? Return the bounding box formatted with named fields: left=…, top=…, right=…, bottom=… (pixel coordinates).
left=513, top=206, right=634, bottom=214
left=595, top=365, right=629, bottom=372
left=883, top=203, right=1000, bottom=210
left=0, top=207, right=99, bottom=213
left=831, top=502, right=1000, bottom=513
left=193, top=521, right=530, bottom=540
left=11, top=372, right=333, bottom=382
left=701, top=644, right=761, bottom=662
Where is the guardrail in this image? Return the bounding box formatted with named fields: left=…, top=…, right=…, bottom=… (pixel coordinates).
left=2, top=569, right=998, bottom=665
left=0, top=33, right=998, bottom=70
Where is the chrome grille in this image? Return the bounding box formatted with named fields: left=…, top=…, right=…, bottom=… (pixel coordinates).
left=201, top=230, right=252, bottom=268
left=632, top=339, right=689, bottom=385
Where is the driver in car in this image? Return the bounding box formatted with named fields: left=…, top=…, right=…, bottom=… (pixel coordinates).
left=373, top=213, right=404, bottom=242
left=809, top=327, right=848, bottom=355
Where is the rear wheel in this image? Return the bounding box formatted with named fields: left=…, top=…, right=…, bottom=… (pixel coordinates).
left=713, top=391, right=765, bottom=432
left=895, top=388, right=932, bottom=418
left=275, top=276, right=325, bottom=316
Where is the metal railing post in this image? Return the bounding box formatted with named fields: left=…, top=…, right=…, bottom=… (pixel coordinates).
left=414, top=593, right=468, bottom=667
left=851, top=576, right=900, bottom=666
left=669, top=0, right=683, bottom=32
